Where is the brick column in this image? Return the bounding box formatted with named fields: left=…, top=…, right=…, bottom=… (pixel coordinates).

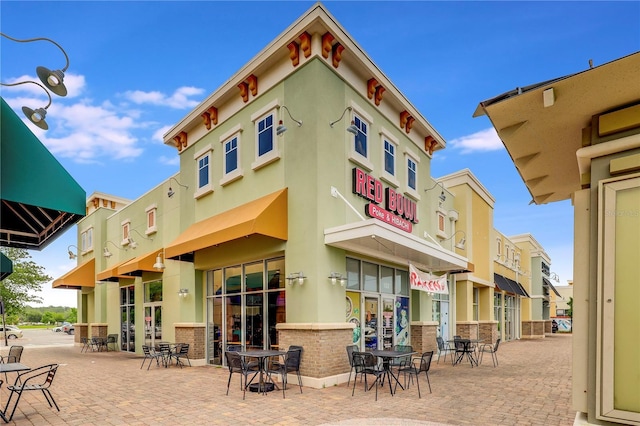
left=478, top=320, right=498, bottom=344
left=75, top=323, right=89, bottom=344
left=522, top=320, right=546, bottom=338
left=410, top=321, right=439, bottom=354
left=276, top=322, right=353, bottom=389
left=455, top=321, right=479, bottom=339
left=90, top=323, right=108, bottom=338
left=175, top=323, right=205, bottom=364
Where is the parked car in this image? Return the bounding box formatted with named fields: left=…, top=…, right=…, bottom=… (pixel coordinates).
left=62, top=323, right=75, bottom=335
left=552, top=320, right=558, bottom=333
left=53, top=322, right=71, bottom=332
left=0, top=325, right=23, bottom=339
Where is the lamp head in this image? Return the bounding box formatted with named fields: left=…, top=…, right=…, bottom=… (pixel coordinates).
left=36, top=66, right=68, bottom=96
left=346, top=121, right=359, bottom=135
left=276, top=120, right=287, bottom=135
left=103, top=247, right=112, bottom=258
left=22, top=106, right=49, bottom=130
left=153, top=253, right=165, bottom=270
left=167, top=188, right=175, bottom=198
left=68, top=250, right=77, bottom=260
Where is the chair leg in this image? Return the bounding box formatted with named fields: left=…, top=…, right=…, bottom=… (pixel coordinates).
left=5, top=389, right=23, bottom=422
left=415, top=371, right=421, bottom=399
left=296, top=371, right=303, bottom=393
left=425, top=372, right=431, bottom=393
left=42, top=389, right=60, bottom=411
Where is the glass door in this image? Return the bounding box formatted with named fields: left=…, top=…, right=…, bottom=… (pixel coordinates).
left=120, top=286, right=135, bottom=352
left=144, top=305, right=162, bottom=348
left=363, top=295, right=380, bottom=350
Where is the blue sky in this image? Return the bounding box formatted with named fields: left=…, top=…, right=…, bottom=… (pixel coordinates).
left=2, top=1, right=638, bottom=307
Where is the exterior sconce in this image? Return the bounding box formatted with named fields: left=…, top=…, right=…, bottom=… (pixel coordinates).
left=103, top=240, right=123, bottom=258
left=442, top=231, right=466, bottom=250
left=286, top=272, right=306, bottom=286
left=153, top=251, right=165, bottom=271
left=425, top=181, right=446, bottom=202
left=549, top=272, right=560, bottom=283
left=276, top=105, right=302, bottom=135
left=329, top=106, right=359, bottom=135
left=328, top=272, right=347, bottom=286
left=67, top=245, right=78, bottom=259
left=178, top=288, right=189, bottom=298
left=1, top=80, right=52, bottom=129
left=167, top=176, right=188, bottom=198
left=127, top=229, right=153, bottom=249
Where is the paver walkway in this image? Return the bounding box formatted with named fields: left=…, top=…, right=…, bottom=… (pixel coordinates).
left=0, top=334, right=574, bottom=425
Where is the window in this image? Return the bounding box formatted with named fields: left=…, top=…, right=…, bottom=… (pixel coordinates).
left=407, top=157, right=417, bottom=191
left=81, top=227, right=93, bottom=253
left=384, top=139, right=395, bottom=176
left=353, top=114, right=368, bottom=158
left=121, top=220, right=130, bottom=246
left=379, top=129, right=399, bottom=187
left=403, top=147, right=420, bottom=200
left=224, top=137, right=238, bottom=174
left=193, top=144, right=214, bottom=198
left=145, top=204, right=157, bottom=235
left=251, top=102, right=280, bottom=170
left=473, top=287, right=479, bottom=321
left=496, top=239, right=502, bottom=258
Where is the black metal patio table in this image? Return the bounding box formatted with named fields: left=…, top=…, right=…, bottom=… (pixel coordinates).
left=0, top=363, right=30, bottom=423
left=370, top=349, right=416, bottom=396
left=449, top=339, right=482, bottom=367
left=236, top=350, right=286, bottom=395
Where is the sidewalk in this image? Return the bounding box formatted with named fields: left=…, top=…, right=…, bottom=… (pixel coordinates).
left=0, top=334, right=574, bottom=425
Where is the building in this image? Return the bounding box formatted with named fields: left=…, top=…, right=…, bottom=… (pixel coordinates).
left=475, top=52, right=640, bottom=424
left=54, top=3, right=554, bottom=388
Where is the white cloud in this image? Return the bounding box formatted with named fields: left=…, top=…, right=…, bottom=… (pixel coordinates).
left=0, top=72, right=85, bottom=98
left=122, top=86, right=204, bottom=109
left=449, top=128, right=504, bottom=154
left=153, top=125, right=173, bottom=143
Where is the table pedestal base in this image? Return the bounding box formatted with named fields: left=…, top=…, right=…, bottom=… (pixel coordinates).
left=248, top=382, right=274, bottom=393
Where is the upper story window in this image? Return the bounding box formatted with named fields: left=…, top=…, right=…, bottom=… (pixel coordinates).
left=193, top=144, right=214, bottom=199
left=404, top=147, right=420, bottom=200
left=437, top=212, right=446, bottom=234
left=384, top=139, right=395, bottom=175
left=473, top=287, right=479, bottom=321
left=81, top=227, right=93, bottom=253
left=379, top=128, right=399, bottom=187
left=347, top=103, right=374, bottom=171
left=121, top=220, right=131, bottom=245
left=496, top=238, right=502, bottom=258
left=219, top=125, right=243, bottom=187
left=145, top=204, right=157, bottom=235
left=251, top=101, right=280, bottom=170
left=354, top=114, right=368, bottom=158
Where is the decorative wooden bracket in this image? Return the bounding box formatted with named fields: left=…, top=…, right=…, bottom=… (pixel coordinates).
left=202, top=106, right=218, bottom=130
left=299, top=31, right=312, bottom=58
left=367, top=78, right=378, bottom=99
left=287, top=41, right=300, bottom=67
left=332, top=43, right=344, bottom=68
left=237, top=74, right=258, bottom=103
left=400, top=110, right=414, bottom=134
left=322, top=32, right=334, bottom=59
left=425, top=135, right=438, bottom=155
left=174, top=131, right=188, bottom=152
left=374, top=86, right=385, bottom=106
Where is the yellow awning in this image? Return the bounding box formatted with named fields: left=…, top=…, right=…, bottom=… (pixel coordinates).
left=165, top=188, right=288, bottom=260
left=118, top=249, right=163, bottom=276
left=53, top=258, right=95, bottom=290
left=97, top=258, right=134, bottom=282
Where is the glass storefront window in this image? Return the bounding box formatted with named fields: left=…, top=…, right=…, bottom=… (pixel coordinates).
left=380, top=266, right=393, bottom=294
left=225, top=265, right=242, bottom=294
left=395, top=270, right=409, bottom=296
left=245, top=262, right=263, bottom=293
left=346, top=258, right=360, bottom=290
left=363, top=262, right=378, bottom=292
left=144, top=280, right=162, bottom=303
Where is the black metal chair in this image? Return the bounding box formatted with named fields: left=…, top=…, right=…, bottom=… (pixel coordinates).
left=453, top=339, right=477, bottom=367
left=106, top=334, right=118, bottom=351
left=80, top=337, right=92, bottom=353
left=1, top=345, right=24, bottom=383
left=346, top=344, right=358, bottom=385
left=157, top=342, right=172, bottom=367
left=268, top=347, right=303, bottom=398
left=396, top=351, right=433, bottom=398
left=171, top=343, right=192, bottom=368
left=436, top=336, right=455, bottom=364
left=351, top=351, right=385, bottom=401
left=225, top=351, right=258, bottom=400
left=479, top=338, right=501, bottom=367
left=2, top=364, right=60, bottom=422
left=140, top=345, right=163, bottom=370
left=390, top=344, right=413, bottom=369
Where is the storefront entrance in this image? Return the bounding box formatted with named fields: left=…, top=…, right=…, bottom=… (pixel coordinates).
left=120, top=285, right=135, bottom=352
left=144, top=305, right=162, bottom=348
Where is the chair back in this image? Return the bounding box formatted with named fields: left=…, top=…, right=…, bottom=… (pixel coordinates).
left=493, top=338, right=501, bottom=352
left=351, top=352, right=367, bottom=373
left=107, top=334, right=118, bottom=343
left=453, top=335, right=461, bottom=341
left=419, top=351, right=434, bottom=373
left=346, top=345, right=358, bottom=367
left=142, top=345, right=152, bottom=356
left=436, top=336, right=445, bottom=350
left=288, top=345, right=304, bottom=353
left=225, top=351, right=244, bottom=372
left=179, top=343, right=190, bottom=355
left=43, top=364, right=58, bottom=389
left=394, top=344, right=413, bottom=353
left=7, top=345, right=23, bottom=363
left=285, top=348, right=302, bottom=371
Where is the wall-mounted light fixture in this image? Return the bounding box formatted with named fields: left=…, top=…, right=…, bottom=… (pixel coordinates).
left=102, top=240, right=124, bottom=258
left=276, top=105, right=302, bottom=135
left=286, top=271, right=306, bottom=286
left=153, top=250, right=165, bottom=271
left=127, top=229, right=153, bottom=249
left=495, top=254, right=512, bottom=268
left=329, top=106, right=359, bottom=135
left=549, top=272, right=560, bottom=283
left=1, top=80, right=52, bottom=129
left=67, top=245, right=78, bottom=259
left=178, top=288, right=189, bottom=298
left=1, top=32, right=70, bottom=97
left=167, top=176, right=188, bottom=198
left=328, top=272, right=347, bottom=286
left=424, top=181, right=446, bottom=202
left=442, top=230, right=466, bottom=250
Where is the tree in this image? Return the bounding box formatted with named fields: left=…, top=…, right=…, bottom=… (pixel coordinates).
left=0, top=247, right=52, bottom=321
left=567, top=297, right=573, bottom=320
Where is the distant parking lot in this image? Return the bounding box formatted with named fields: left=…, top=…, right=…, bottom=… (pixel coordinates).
left=0, top=328, right=75, bottom=348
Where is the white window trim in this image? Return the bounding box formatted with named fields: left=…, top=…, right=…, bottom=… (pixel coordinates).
left=251, top=105, right=280, bottom=171
left=379, top=127, right=399, bottom=188
left=220, top=132, right=244, bottom=187
left=81, top=226, right=94, bottom=254
left=194, top=143, right=214, bottom=199
left=145, top=204, right=157, bottom=235
left=121, top=219, right=131, bottom=246
left=404, top=147, right=420, bottom=200
left=348, top=102, right=374, bottom=171
left=436, top=211, right=447, bottom=238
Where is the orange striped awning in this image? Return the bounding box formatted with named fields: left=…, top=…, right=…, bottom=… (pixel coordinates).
left=118, top=250, right=163, bottom=276
left=97, top=258, right=134, bottom=282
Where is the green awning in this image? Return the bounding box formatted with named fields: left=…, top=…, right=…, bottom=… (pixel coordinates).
left=0, top=252, right=13, bottom=281
left=1, top=97, right=85, bottom=250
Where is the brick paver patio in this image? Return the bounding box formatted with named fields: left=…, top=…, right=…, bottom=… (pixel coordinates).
left=0, top=334, right=574, bottom=425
